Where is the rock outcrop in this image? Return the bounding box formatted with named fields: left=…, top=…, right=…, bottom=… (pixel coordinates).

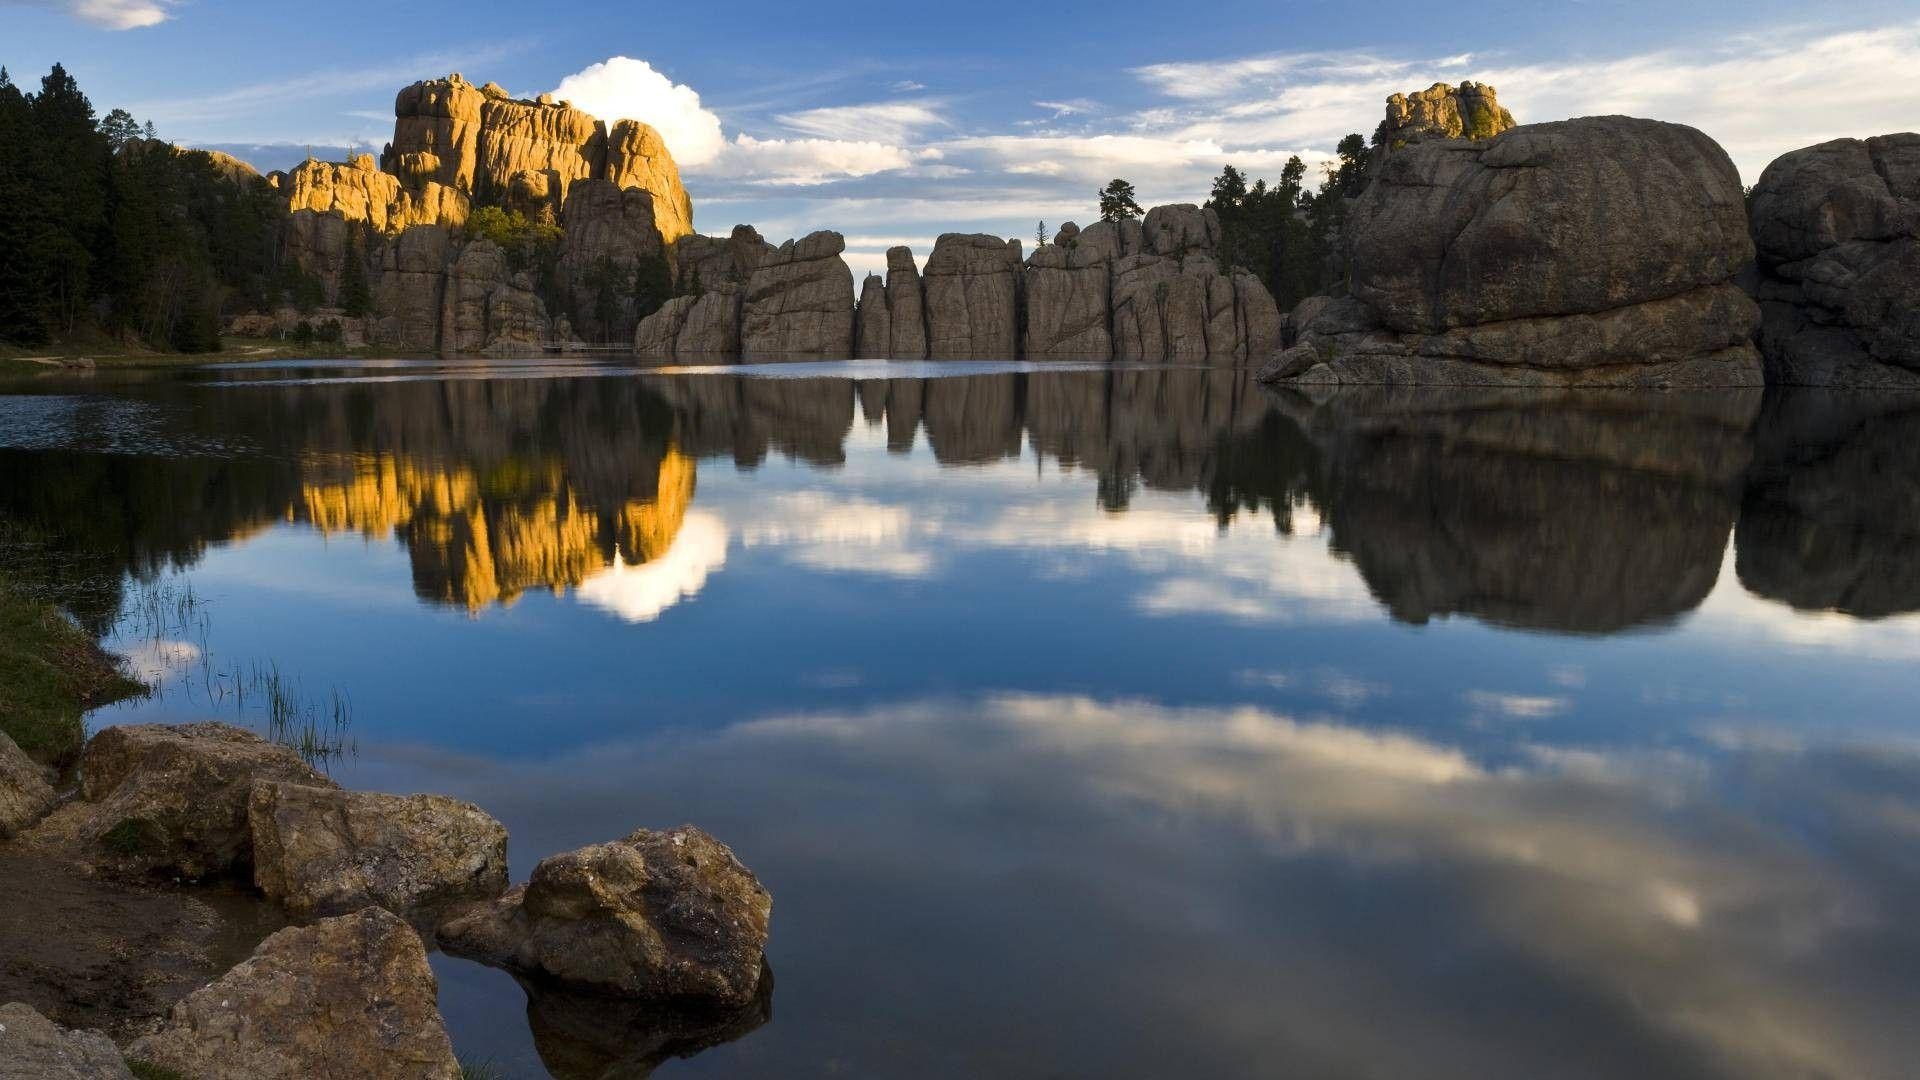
left=1024, top=221, right=1118, bottom=359
left=1747, top=134, right=1920, bottom=387
left=21, top=723, right=336, bottom=880
left=249, top=781, right=509, bottom=923
left=885, top=245, right=930, bottom=359
left=0, top=732, right=55, bottom=839
left=439, top=240, right=549, bottom=355
left=1265, top=115, right=1763, bottom=387
left=440, top=825, right=772, bottom=1006
left=0, top=1002, right=132, bottom=1080
left=286, top=153, right=468, bottom=233
left=365, top=224, right=451, bottom=348
left=126, top=908, right=461, bottom=1080
left=855, top=273, right=891, bottom=358
left=1377, top=81, right=1515, bottom=148
left=741, top=231, right=855, bottom=357
left=925, top=234, right=1023, bottom=359
left=606, top=119, right=694, bottom=245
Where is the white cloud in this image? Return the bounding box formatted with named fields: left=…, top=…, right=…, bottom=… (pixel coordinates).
left=1034, top=99, right=1100, bottom=119
left=890, top=80, right=926, bottom=93
left=722, top=133, right=918, bottom=186
left=1465, top=690, right=1570, bottom=721
left=40, top=0, right=172, bottom=29
left=550, top=56, right=727, bottom=167
left=574, top=511, right=727, bottom=623
left=776, top=101, right=948, bottom=145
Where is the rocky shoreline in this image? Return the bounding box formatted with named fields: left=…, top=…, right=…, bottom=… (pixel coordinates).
left=0, top=722, right=773, bottom=1078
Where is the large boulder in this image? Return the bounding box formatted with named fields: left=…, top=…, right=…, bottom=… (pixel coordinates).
left=126, top=908, right=460, bottom=1080
left=440, top=825, right=772, bottom=1006
left=0, top=731, right=55, bottom=839
left=1266, top=116, right=1763, bottom=387
left=741, top=231, right=855, bottom=357
left=1747, top=133, right=1920, bottom=387
left=249, top=781, right=509, bottom=923
left=924, top=234, right=1022, bottom=359
left=605, top=118, right=694, bottom=245
left=0, top=1002, right=131, bottom=1080
left=20, top=723, right=336, bottom=880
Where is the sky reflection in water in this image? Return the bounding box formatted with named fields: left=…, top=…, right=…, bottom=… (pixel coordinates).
left=2, top=362, right=1918, bottom=1078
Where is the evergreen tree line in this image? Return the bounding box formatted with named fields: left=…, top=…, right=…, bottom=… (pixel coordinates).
left=0, top=63, right=288, bottom=351
left=1095, top=133, right=1371, bottom=312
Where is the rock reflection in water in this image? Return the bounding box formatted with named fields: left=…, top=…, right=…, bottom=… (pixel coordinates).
left=517, top=963, right=773, bottom=1080
left=1736, top=391, right=1920, bottom=617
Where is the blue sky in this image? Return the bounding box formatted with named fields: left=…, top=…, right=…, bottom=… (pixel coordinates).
left=7, top=0, right=1920, bottom=275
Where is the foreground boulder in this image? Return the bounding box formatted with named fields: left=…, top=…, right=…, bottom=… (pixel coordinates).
left=0, top=732, right=55, bottom=839
left=249, top=781, right=508, bottom=922
left=440, top=825, right=772, bottom=1006
left=1265, top=116, right=1762, bottom=387
left=21, top=723, right=336, bottom=880
left=0, top=1002, right=132, bottom=1080
left=126, top=908, right=460, bottom=1080
left=1747, top=134, right=1920, bottom=387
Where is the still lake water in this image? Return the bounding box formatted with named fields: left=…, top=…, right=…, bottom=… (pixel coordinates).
left=3, top=357, right=1920, bottom=1078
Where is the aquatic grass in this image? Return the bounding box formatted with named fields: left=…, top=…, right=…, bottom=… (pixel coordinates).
left=0, top=573, right=146, bottom=763
left=458, top=1057, right=508, bottom=1080
left=124, top=1061, right=187, bottom=1080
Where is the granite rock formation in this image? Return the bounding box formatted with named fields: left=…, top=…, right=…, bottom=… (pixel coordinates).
left=440, top=824, right=773, bottom=1006
left=855, top=273, right=891, bottom=358
left=439, top=240, right=550, bottom=354
left=741, top=231, right=856, bottom=357
left=925, top=233, right=1024, bottom=358
left=249, top=781, right=510, bottom=923
left=886, top=245, right=931, bottom=358
left=1747, top=134, right=1920, bottom=388
left=1265, top=115, right=1763, bottom=387
left=1377, top=81, right=1515, bottom=148
left=20, top=723, right=336, bottom=880
left=126, top=908, right=461, bottom=1080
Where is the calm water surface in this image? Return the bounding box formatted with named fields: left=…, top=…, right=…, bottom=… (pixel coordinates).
left=3, top=358, right=1919, bottom=1079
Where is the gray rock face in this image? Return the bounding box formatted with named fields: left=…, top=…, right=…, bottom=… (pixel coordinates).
left=0, top=1002, right=131, bottom=1080
left=1024, top=240, right=1112, bottom=359
left=557, top=179, right=666, bottom=344
left=0, top=732, right=55, bottom=839
left=856, top=273, right=891, bottom=358
left=249, top=781, right=509, bottom=923
left=441, top=240, right=550, bottom=355
left=21, top=723, right=336, bottom=880
left=925, top=234, right=1022, bottom=359
left=1748, top=133, right=1920, bottom=387
left=440, top=825, right=772, bottom=1006
left=1142, top=204, right=1222, bottom=257
left=885, top=246, right=930, bottom=359
left=1265, top=116, right=1763, bottom=387
left=127, top=908, right=460, bottom=1080
left=367, top=224, right=450, bottom=350
left=741, top=231, right=855, bottom=358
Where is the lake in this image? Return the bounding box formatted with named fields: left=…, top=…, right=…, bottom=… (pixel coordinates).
left=3, top=357, right=1918, bottom=1079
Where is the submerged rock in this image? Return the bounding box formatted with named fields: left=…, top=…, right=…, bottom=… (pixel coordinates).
left=1747, top=133, right=1920, bottom=387
left=0, top=732, right=55, bottom=839
left=0, top=1002, right=132, bottom=1080
left=1266, top=116, right=1762, bottom=387
left=126, top=907, right=460, bottom=1080
left=440, top=824, right=772, bottom=1005
left=21, top=723, right=336, bottom=880
left=249, top=781, right=509, bottom=923
left=516, top=964, right=773, bottom=1080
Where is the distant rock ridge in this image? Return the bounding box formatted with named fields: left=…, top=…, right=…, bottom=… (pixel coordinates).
left=636, top=203, right=1280, bottom=363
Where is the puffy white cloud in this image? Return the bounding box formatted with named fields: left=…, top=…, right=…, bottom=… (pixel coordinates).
left=37, top=0, right=172, bottom=29
left=721, top=133, right=920, bottom=186
left=550, top=56, right=727, bottom=166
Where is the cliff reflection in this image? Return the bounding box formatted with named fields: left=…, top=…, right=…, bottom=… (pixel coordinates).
left=4, top=368, right=1918, bottom=632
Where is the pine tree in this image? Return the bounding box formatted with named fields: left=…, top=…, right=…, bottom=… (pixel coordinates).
left=1035, top=221, right=1047, bottom=248
left=339, top=231, right=372, bottom=317
left=1098, top=179, right=1143, bottom=222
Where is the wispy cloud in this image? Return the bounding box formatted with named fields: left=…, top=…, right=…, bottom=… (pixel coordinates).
left=776, top=101, right=950, bottom=145
left=8, top=0, right=174, bottom=30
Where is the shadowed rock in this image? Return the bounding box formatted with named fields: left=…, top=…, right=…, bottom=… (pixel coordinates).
left=0, top=1002, right=131, bottom=1080
left=1748, top=134, right=1920, bottom=388
left=249, top=781, right=509, bottom=923
left=742, top=231, right=855, bottom=358
left=20, top=723, right=336, bottom=881
left=440, top=825, right=771, bottom=1006
left=127, top=907, right=460, bottom=1080
left=517, top=963, right=773, bottom=1079
left=1266, top=116, right=1762, bottom=387
left=0, top=732, right=54, bottom=839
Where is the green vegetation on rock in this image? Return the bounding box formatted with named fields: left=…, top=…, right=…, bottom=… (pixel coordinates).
left=0, top=575, right=144, bottom=764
